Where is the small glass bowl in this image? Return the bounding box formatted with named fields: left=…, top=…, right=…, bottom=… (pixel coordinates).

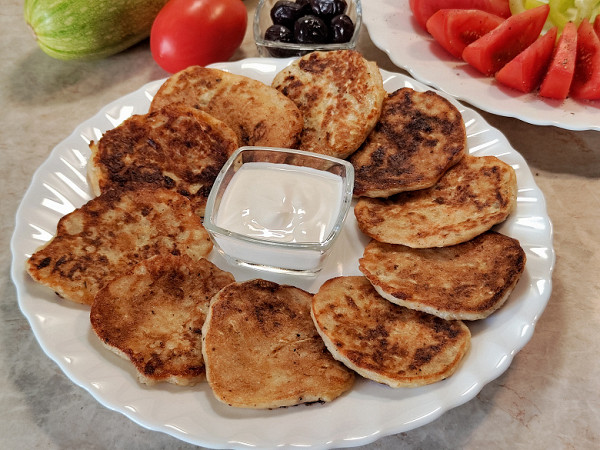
left=204, top=146, right=354, bottom=275
left=253, top=0, right=362, bottom=58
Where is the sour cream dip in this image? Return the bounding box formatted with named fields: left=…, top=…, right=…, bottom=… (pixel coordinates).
left=215, top=162, right=343, bottom=244
left=204, top=146, right=354, bottom=274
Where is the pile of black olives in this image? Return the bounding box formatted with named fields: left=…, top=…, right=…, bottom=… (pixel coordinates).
left=263, top=0, right=356, bottom=56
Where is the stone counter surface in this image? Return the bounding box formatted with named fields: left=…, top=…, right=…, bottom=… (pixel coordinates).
left=1, top=1, right=598, bottom=449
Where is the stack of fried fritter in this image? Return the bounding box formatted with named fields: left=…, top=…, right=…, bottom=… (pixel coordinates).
left=273, top=52, right=524, bottom=389
left=26, top=49, right=526, bottom=407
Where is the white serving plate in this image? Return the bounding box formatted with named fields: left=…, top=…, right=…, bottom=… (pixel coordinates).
left=10, top=57, right=555, bottom=449
left=363, top=0, right=600, bottom=131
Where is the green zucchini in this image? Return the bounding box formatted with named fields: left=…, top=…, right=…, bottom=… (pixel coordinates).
left=25, top=0, right=169, bottom=60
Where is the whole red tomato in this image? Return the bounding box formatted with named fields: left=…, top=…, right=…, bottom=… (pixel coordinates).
left=150, top=0, right=247, bottom=73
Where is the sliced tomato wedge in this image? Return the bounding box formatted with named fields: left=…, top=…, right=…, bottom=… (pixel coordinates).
left=594, top=14, right=600, bottom=38
left=570, top=18, right=600, bottom=100
left=462, top=4, right=550, bottom=75
left=509, top=0, right=555, bottom=32
left=426, top=9, right=505, bottom=58
left=539, top=21, right=578, bottom=100
left=409, top=0, right=511, bottom=30
left=495, top=26, right=558, bottom=92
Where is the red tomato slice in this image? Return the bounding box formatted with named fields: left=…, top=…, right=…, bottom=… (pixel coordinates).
left=539, top=21, right=578, bottom=100
left=594, top=15, right=600, bottom=39
left=570, top=18, right=600, bottom=100
left=495, top=27, right=558, bottom=92
left=462, top=4, right=550, bottom=75
left=426, top=9, right=505, bottom=58
left=409, top=0, right=511, bottom=30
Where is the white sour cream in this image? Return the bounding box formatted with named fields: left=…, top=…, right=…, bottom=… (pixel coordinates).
left=215, top=162, right=343, bottom=244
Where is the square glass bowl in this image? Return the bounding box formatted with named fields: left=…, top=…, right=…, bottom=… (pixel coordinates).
left=254, top=0, right=362, bottom=58
left=204, top=146, right=354, bottom=274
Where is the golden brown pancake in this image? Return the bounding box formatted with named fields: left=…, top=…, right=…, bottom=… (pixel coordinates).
left=26, top=187, right=213, bottom=305
left=90, top=254, right=234, bottom=385
left=202, top=279, right=355, bottom=408
left=311, top=276, right=471, bottom=388
left=88, top=104, right=238, bottom=217
left=150, top=66, right=303, bottom=149
left=354, top=155, right=517, bottom=247
left=359, top=232, right=526, bottom=320
left=271, top=50, right=385, bottom=159
left=350, top=88, right=467, bottom=198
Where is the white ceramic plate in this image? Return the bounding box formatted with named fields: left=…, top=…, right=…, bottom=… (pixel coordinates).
left=363, top=0, right=600, bottom=131
left=11, top=58, right=555, bottom=449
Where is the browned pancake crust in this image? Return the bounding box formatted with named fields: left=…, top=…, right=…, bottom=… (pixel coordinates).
left=271, top=50, right=385, bottom=159
left=350, top=88, right=466, bottom=197
left=311, top=276, right=471, bottom=388
left=88, top=104, right=238, bottom=217
left=90, top=254, right=234, bottom=385
left=354, top=155, right=517, bottom=247
left=150, top=66, right=303, bottom=149
left=202, top=279, right=355, bottom=408
left=359, top=232, right=526, bottom=320
left=26, top=187, right=213, bottom=305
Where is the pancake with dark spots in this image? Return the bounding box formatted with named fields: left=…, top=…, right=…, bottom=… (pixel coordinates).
left=311, top=276, right=471, bottom=387
left=354, top=155, right=518, bottom=247
left=201, top=279, right=355, bottom=408
left=26, top=187, right=213, bottom=305
left=350, top=88, right=467, bottom=198
left=90, top=254, right=234, bottom=386
left=359, top=232, right=526, bottom=320
left=150, top=66, right=303, bottom=150
left=271, top=50, right=385, bottom=159
left=88, top=104, right=238, bottom=217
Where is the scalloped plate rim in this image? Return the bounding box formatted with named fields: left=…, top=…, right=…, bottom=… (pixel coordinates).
left=10, top=57, right=555, bottom=449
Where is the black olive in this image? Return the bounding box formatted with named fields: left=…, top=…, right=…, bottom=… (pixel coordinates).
left=294, top=15, right=329, bottom=44
left=335, top=0, right=348, bottom=14
left=264, top=24, right=294, bottom=43
left=330, top=14, right=354, bottom=43
left=271, top=1, right=306, bottom=29
left=309, top=0, right=347, bottom=21
left=264, top=24, right=297, bottom=57
left=295, top=0, right=312, bottom=15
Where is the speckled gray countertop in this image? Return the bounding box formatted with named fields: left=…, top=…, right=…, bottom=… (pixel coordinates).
left=2, top=1, right=599, bottom=449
